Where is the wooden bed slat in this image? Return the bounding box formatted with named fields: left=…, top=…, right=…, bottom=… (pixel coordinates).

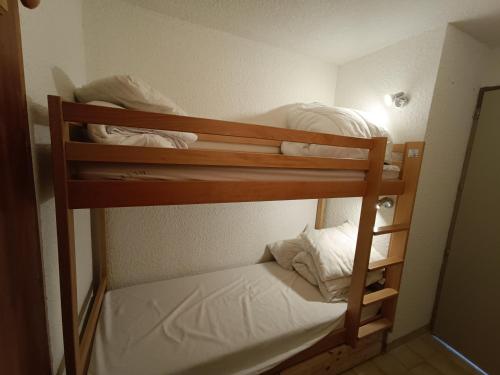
left=368, top=256, right=404, bottom=271
left=373, top=223, right=409, bottom=236
left=358, top=319, right=393, bottom=339
left=61, top=101, right=374, bottom=149
left=67, top=180, right=368, bottom=209
left=66, top=142, right=371, bottom=171
left=362, top=288, right=398, bottom=306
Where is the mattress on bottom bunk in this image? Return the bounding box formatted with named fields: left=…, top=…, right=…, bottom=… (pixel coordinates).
left=89, top=262, right=381, bottom=375
left=76, top=164, right=400, bottom=182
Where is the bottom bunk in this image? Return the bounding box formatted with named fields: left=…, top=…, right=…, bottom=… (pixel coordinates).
left=88, top=262, right=382, bottom=375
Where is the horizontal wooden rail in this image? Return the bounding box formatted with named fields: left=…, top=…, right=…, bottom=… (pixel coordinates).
left=66, top=142, right=371, bottom=171
left=60, top=100, right=374, bottom=149
left=67, top=180, right=368, bottom=209
left=362, top=288, right=398, bottom=306
left=373, top=223, right=409, bottom=236
left=196, top=133, right=281, bottom=147
left=380, top=180, right=405, bottom=195
left=358, top=318, right=393, bottom=339
left=368, top=256, right=404, bottom=271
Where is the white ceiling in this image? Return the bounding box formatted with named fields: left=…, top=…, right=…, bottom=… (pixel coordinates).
left=123, top=0, right=500, bottom=64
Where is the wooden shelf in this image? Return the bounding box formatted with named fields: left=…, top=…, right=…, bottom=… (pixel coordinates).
left=358, top=318, right=393, bottom=339
left=368, top=256, right=404, bottom=271
left=373, top=223, right=409, bottom=236
left=362, top=288, right=398, bottom=306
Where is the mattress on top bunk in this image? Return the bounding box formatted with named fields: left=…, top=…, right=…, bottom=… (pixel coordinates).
left=89, top=262, right=381, bottom=375
left=76, top=164, right=400, bottom=182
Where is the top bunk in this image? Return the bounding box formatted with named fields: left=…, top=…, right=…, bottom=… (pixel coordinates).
left=48, top=96, right=420, bottom=209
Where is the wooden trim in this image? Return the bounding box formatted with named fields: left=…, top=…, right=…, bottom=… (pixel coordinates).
left=67, top=180, right=368, bottom=209
left=0, top=0, right=51, bottom=373
left=66, top=141, right=370, bottom=171
left=345, top=138, right=387, bottom=346
left=431, top=86, right=500, bottom=330
left=49, top=96, right=81, bottom=375
left=196, top=133, right=281, bottom=147
left=60, top=100, right=374, bottom=149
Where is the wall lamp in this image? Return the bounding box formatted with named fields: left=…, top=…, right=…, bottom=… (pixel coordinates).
left=384, top=92, right=409, bottom=108
left=376, top=196, right=394, bottom=210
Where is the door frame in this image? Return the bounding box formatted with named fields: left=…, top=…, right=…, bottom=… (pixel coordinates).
left=0, top=0, right=51, bottom=374
left=431, top=85, right=500, bottom=330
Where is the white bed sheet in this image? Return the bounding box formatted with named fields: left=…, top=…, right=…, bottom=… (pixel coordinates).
left=89, top=262, right=380, bottom=375
left=77, top=164, right=400, bottom=182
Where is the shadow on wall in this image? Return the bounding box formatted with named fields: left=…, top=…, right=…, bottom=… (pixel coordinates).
left=28, top=67, right=77, bottom=204
left=452, top=12, right=500, bottom=48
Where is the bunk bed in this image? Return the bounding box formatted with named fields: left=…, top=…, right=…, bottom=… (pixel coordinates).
left=48, top=96, right=424, bottom=375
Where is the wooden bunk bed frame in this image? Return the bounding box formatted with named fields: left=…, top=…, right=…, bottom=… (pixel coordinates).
left=48, top=95, right=424, bottom=375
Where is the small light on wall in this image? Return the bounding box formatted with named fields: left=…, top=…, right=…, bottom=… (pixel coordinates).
left=376, top=197, right=394, bottom=210
left=384, top=92, right=409, bottom=108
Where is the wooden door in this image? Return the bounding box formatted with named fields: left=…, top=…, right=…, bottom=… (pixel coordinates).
left=433, top=87, right=500, bottom=374
left=0, top=0, right=50, bottom=374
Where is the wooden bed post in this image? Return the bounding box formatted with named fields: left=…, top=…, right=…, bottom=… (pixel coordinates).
left=345, top=138, right=386, bottom=346
left=315, top=199, right=326, bottom=229
left=49, top=96, right=81, bottom=374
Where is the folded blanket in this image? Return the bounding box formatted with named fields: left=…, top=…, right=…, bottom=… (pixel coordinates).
left=86, top=101, right=197, bottom=148
left=292, top=222, right=384, bottom=302
left=281, top=103, right=393, bottom=163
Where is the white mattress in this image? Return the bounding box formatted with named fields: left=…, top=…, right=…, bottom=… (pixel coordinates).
left=89, top=262, right=381, bottom=375
left=77, top=164, right=400, bottom=182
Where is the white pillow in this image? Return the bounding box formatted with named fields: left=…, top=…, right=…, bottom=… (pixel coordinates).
left=266, top=237, right=306, bottom=271
left=266, top=225, right=309, bottom=270
left=75, top=75, right=187, bottom=115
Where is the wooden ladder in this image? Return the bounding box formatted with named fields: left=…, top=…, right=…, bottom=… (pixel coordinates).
left=345, top=142, right=424, bottom=346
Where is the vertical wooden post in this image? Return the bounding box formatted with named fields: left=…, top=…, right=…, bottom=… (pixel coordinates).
left=382, top=142, right=424, bottom=323
left=49, top=95, right=81, bottom=375
left=90, top=208, right=107, bottom=292
left=345, top=138, right=386, bottom=346
left=315, top=199, right=326, bottom=229
left=0, top=0, right=51, bottom=373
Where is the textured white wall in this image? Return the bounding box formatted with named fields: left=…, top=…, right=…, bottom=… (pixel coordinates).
left=20, top=1, right=92, bottom=372
left=328, top=28, right=446, bottom=279
left=82, top=0, right=337, bottom=289
left=393, top=25, right=489, bottom=339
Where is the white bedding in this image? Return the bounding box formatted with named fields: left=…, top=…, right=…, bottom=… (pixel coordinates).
left=89, top=262, right=380, bottom=375
left=77, top=164, right=400, bottom=182
left=282, top=104, right=393, bottom=162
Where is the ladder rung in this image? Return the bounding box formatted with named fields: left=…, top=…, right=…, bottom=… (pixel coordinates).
left=373, top=223, right=410, bottom=235
left=368, top=256, right=404, bottom=271
left=363, top=288, right=398, bottom=306
left=358, top=318, right=393, bottom=339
